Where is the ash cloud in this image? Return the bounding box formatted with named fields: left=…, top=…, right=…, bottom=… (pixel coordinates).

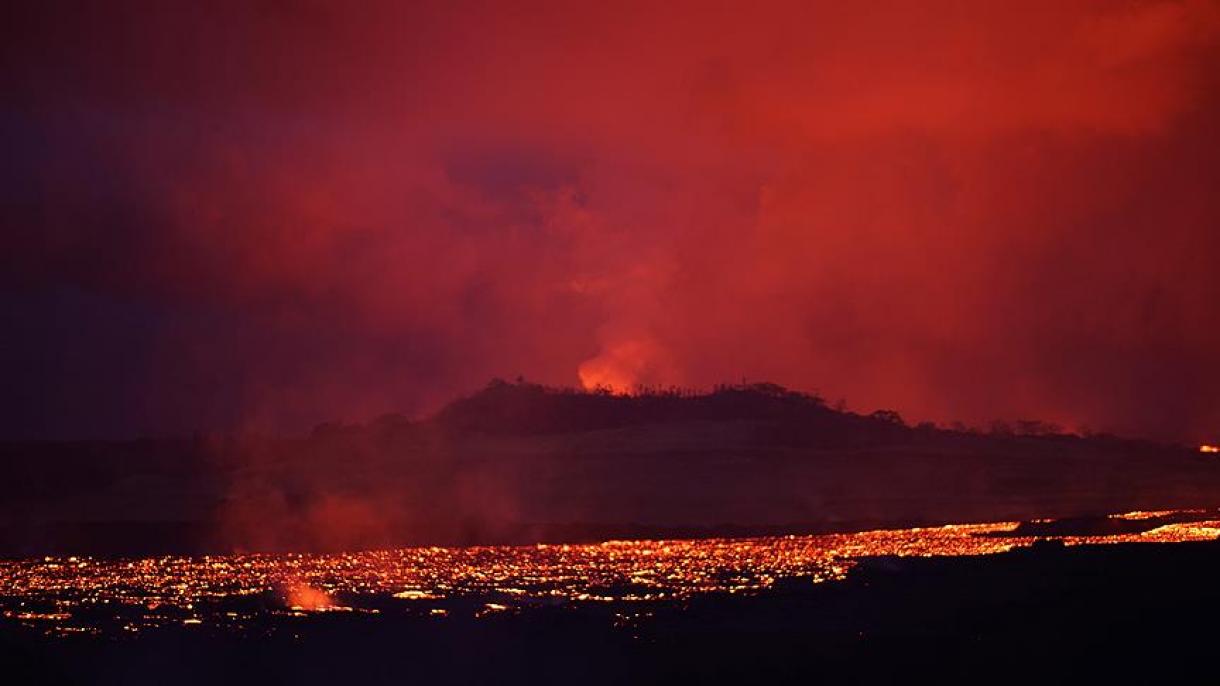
left=2, top=0, right=1219, bottom=440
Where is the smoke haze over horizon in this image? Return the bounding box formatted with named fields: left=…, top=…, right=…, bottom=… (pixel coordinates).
left=3, top=0, right=1219, bottom=441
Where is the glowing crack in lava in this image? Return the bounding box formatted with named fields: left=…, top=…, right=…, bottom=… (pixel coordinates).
left=1201, top=445, right=1220, bottom=454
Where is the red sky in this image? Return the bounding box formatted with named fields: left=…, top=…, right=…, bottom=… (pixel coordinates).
left=3, top=0, right=1219, bottom=440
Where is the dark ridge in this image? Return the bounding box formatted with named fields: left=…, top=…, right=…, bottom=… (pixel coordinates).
left=0, top=379, right=1213, bottom=557
left=433, top=378, right=910, bottom=440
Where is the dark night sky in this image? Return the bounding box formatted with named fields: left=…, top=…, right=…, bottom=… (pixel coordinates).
left=2, top=0, right=1218, bottom=440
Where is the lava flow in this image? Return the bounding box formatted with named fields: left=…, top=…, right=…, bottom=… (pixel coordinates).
left=1, top=511, right=1218, bottom=637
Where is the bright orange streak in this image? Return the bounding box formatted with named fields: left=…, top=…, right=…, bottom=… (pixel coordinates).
left=1201, top=445, right=1220, bottom=454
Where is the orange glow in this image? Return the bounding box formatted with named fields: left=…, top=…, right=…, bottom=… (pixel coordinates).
left=578, top=340, right=656, bottom=393
left=3, top=509, right=1219, bottom=637
left=576, top=362, right=632, bottom=394
left=1201, top=445, right=1220, bottom=454
left=285, top=584, right=336, bottom=611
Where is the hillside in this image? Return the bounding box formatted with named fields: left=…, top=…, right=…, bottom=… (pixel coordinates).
left=1, top=381, right=1216, bottom=556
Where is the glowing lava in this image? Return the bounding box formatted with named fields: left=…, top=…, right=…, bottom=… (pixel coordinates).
left=3, top=510, right=1219, bottom=637
left=285, top=584, right=337, bottom=611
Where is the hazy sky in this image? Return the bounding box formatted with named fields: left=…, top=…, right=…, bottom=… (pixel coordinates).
left=3, top=0, right=1219, bottom=440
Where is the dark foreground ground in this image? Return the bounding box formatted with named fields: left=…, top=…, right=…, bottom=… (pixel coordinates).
left=3, top=539, right=1219, bottom=685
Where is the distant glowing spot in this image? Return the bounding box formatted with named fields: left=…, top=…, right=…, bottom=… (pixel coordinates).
left=285, top=584, right=335, bottom=611
left=578, top=339, right=660, bottom=393
left=577, top=360, right=632, bottom=394
left=1201, top=445, right=1220, bottom=454
left=475, top=602, right=511, bottom=618
left=392, top=589, right=438, bottom=600
left=1108, top=510, right=1185, bottom=520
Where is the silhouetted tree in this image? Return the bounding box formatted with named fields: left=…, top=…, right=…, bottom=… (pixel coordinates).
left=1015, top=419, right=1063, bottom=437
left=870, top=409, right=905, bottom=426
left=989, top=420, right=1014, bottom=436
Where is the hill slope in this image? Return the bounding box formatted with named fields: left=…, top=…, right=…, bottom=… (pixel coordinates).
left=2, top=381, right=1216, bottom=555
